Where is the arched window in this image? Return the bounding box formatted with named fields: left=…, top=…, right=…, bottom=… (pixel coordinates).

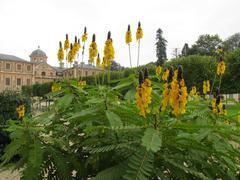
left=41, top=71, right=46, bottom=76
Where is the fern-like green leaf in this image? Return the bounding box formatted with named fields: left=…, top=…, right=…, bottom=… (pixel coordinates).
left=141, top=128, right=162, bottom=152
left=124, top=148, right=154, bottom=180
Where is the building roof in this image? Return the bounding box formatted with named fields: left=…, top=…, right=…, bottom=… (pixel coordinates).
left=0, top=53, right=29, bottom=62
left=52, top=66, right=65, bottom=73
left=30, top=47, right=47, bottom=57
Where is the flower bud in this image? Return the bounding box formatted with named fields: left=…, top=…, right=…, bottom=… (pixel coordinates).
left=177, top=65, right=183, bottom=80
left=75, top=36, right=77, bottom=43
left=144, top=67, right=149, bottom=79
left=107, top=31, right=111, bottom=39
left=84, top=27, right=87, bottom=33
left=92, top=34, right=96, bottom=42
left=168, top=66, right=174, bottom=82
left=59, top=41, right=62, bottom=48
left=128, top=24, right=131, bottom=31
left=66, top=34, right=68, bottom=40
left=139, top=70, right=144, bottom=85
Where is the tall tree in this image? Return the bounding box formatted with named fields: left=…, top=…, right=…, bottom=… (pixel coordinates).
left=188, top=34, right=222, bottom=56
left=222, top=33, right=240, bottom=52
left=155, top=28, right=167, bottom=65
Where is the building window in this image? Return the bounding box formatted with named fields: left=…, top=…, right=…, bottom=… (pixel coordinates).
left=17, top=64, right=22, bottom=71
left=92, top=72, right=95, bottom=75
left=6, top=78, right=10, bottom=86
left=41, top=72, right=46, bottom=76
left=6, top=63, right=10, bottom=70
left=17, top=78, right=21, bottom=86
left=27, top=65, right=31, bottom=71
left=27, top=79, right=31, bottom=85
left=85, top=71, right=88, bottom=76
left=50, top=72, right=53, bottom=76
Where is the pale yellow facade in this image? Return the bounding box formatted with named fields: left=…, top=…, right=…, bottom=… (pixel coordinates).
left=0, top=48, right=103, bottom=92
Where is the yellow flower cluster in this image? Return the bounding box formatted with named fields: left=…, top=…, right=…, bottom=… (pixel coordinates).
left=96, top=54, right=101, bottom=67
left=52, top=83, right=61, bottom=92
left=212, top=97, right=226, bottom=115
left=82, top=27, right=88, bottom=42
left=103, top=32, right=115, bottom=67
left=78, top=80, right=86, bottom=89
left=68, top=44, right=74, bottom=63
left=136, top=22, right=143, bottom=40
left=217, top=60, right=225, bottom=76
left=135, top=69, right=152, bottom=117
left=64, top=34, right=70, bottom=50
left=73, top=37, right=81, bottom=56
left=162, top=68, right=169, bottom=81
left=189, top=86, right=198, bottom=97
left=89, top=34, right=98, bottom=64
left=16, top=104, right=25, bottom=119
left=125, top=25, right=132, bottom=44
left=161, top=66, right=188, bottom=116
left=156, top=66, right=162, bottom=77
left=57, top=41, right=64, bottom=62
left=203, top=80, right=210, bottom=94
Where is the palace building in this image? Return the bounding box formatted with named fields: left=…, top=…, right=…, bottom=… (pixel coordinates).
left=0, top=47, right=103, bottom=92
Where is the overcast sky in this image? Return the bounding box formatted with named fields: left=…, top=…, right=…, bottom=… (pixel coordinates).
left=0, top=0, right=240, bottom=67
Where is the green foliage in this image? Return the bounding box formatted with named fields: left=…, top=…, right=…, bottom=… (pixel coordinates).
left=188, top=34, right=222, bottom=56
left=2, top=75, right=240, bottom=179
left=0, top=90, right=31, bottom=158
left=22, top=82, right=52, bottom=97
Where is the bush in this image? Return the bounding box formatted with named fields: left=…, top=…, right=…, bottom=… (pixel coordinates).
left=0, top=90, right=31, bottom=158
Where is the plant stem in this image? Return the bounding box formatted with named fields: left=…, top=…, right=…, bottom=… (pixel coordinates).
left=218, top=75, right=222, bottom=90
left=107, top=64, right=111, bottom=86
left=128, top=43, right=132, bottom=68
left=137, top=40, right=141, bottom=68
left=80, top=42, right=86, bottom=80
left=210, top=73, right=217, bottom=98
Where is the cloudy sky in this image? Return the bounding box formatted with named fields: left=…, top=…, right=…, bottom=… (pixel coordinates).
left=0, top=0, right=240, bottom=67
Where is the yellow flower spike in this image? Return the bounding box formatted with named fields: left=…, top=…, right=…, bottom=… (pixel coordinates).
left=73, top=36, right=80, bottom=56
left=203, top=80, right=210, bottom=95
left=162, top=68, right=169, bottom=81
left=217, top=58, right=226, bottom=76
left=16, top=104, right=25, bottom=119
left=64, top=34, right=70, bottom=50
left=57, top=41, right=64, bottom=62
left=224, top=119, right=230, bottom=125
left=68, top=43, right=74, bottom=63
left=135, top=68, right=152, bottom=117
left=156, top=66, right=162, bottom=77
left=136, top=21, right=143, bottom=40
left=189, top=86, right=198, bottom=97
left=78, top=80, right=87, bottom=89
left=52, top=82, right=61, bottom=92
left=125, top=25, right=132, bottom=44
left=82, top=27, right=88, bottom=42
left=89, top=34, right=98, bottom=65
left=104, top=31, right=115, bottom=67
left=161, top=66, right=188, bottom=116
left=96, top=54, right=101, bottom=67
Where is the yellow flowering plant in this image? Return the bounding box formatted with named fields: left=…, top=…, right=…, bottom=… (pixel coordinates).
left=16, top=104, right=25, bottom=119
left=155, top=65, right=162, bottom=77
left=89, top=34, right=98, bottom=65
left=135, top=68, right=152, bottom=117
left=57, top=41, right=64, bottom=62
left=82, top=27, right=88, bottom=42
left=125, top=25, right=133, bottom=67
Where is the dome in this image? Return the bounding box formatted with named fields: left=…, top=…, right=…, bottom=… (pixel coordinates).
left=30, top=46, right=47, bottom=57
